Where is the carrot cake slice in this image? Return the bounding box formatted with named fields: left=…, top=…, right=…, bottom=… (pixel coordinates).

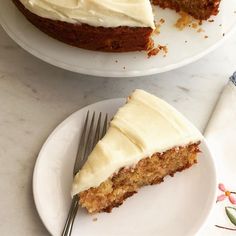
left=72, top=90, right=203, bottom=213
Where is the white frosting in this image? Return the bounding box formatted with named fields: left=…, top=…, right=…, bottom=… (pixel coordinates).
left=19, top=0, right=155, bottom=28
left=72, top=90, right=203, bottom=196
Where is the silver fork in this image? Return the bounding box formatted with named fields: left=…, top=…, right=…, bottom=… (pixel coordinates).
left=62, top=111, right=108, bottom=236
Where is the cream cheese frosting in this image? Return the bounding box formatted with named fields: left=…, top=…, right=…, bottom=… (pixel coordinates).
left=72, top=89, right=203, bottom=196
left=19, top=0, right=155, bottom=28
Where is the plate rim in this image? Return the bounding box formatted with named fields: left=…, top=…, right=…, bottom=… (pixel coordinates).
left=0, top=1, right=236, bottom=77
left=32, top=98, right=217, bottom=236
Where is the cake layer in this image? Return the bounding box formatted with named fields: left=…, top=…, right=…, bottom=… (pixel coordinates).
left=14, top=0, right=222, bottom=52
left=72, top=90, right=203, bottom=196
left=18, top=0, right=155, bottom=28
left=13, top=0, right=154, bottom=52
left=79, top=143, right=200, bottom=213
left=152, top=0, right=220, bottom=20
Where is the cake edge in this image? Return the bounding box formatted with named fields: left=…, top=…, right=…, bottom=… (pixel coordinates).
left=79, top=142, right=200, bottom=213
left=13, top=0, right=154, bottom=52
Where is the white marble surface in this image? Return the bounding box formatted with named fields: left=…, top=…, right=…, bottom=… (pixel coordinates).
left=0, top=23, right=236, bottom=235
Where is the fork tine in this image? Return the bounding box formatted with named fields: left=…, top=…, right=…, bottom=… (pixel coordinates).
left=74, top=112, right=108, bottom=175
left=92, top=112, right=102, bottom=148
left=82, top=113, right=108, bottom=168
left=73, top=111, right=89, bottom=176
left=63, top=112, right=108, bottom=236
left=62, top=196, right=79, bottom=236
left=101, top=114, right=108, bottom=138
left=81, top=112, right=108, bottom=166
left=82, top=111, right=95, bottom=161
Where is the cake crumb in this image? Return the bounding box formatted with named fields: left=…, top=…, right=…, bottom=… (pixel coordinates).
left=154, top=18, right=165, bottom=35
left=191, top=23, right=198, bottom=29
left=154, top=24, right=161, bottom=35
left=175, top=12, right=207, bottom=35
left=175, top=12, right=193, bottom=30
left=93, top=218, right=98, bottom=222
left=148, top=44, right=168, bottom=58
left=159, top=18, right=165, bottom=24
left=208, top=19, right=214, bottom=22
left=115, top=60, right=118, bottom=63
left=175, top=12, right=204, bottom=31
left=148, top=48, right=160, bottom=58
left=197, top=28, right=205, bottom=33
left=159, top=45, right=168, bottom=54
left=204, top=35, right=208, bottom=39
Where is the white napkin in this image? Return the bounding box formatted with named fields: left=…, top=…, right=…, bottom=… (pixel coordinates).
left=200, top=73, right=236, bottom=235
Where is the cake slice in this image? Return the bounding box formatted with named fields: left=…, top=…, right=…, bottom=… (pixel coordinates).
left=72, top=90, right=202, bottom=213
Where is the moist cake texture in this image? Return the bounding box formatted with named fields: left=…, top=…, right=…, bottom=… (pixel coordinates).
left=13, top=0, right=155, bottom=52
left=72, top=90, right=203, bottom=213
left=152, top=0, right=220, bottom=20
left=13, top=0, right=221, bottom=52
left=80, top=143, right=200, bottom=213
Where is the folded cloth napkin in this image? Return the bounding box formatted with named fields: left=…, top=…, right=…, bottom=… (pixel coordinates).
left=201, top=72, right=236, bottom=235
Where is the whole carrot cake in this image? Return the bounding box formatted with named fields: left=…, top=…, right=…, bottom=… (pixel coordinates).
left=13, top=0, right=221, bottom=52
left=72, top=90, right=203, bottom=213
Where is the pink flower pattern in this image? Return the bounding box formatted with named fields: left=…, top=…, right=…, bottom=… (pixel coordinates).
left=215, top=183, right=236, bottom=231
left=217, top=183, right=236, bottom=204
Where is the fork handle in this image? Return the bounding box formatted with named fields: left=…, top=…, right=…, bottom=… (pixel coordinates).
left=62, top=196, right=79, bottom=236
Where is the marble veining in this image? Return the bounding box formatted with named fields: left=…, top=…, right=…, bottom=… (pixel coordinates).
left=0, top=24, right=236, bottom=236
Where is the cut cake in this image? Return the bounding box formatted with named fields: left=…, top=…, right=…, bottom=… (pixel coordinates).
left=13, top=0, right=221, bottom=52
left=72, top=90, right=203, bottom=213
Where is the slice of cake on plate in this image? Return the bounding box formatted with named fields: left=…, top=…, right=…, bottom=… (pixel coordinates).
left=13, top=0, right=221, bottom=52
left=72, top=90, right=203, bottom=213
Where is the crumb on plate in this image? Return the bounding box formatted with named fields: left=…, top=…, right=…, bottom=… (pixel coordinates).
left=147, top=44, right=168, bottom=58
left=154, top=18, right=165, bottom=35
left=191, top=23, right=198, bottom=29
left=175, top=12, right=192, bottom=30
left=197, top=28, right=205, bottom=33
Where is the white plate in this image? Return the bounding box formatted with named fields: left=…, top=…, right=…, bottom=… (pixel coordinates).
left=0, top=1, right=236, bottom=77
left=33, top=98, right=217, bottom=236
